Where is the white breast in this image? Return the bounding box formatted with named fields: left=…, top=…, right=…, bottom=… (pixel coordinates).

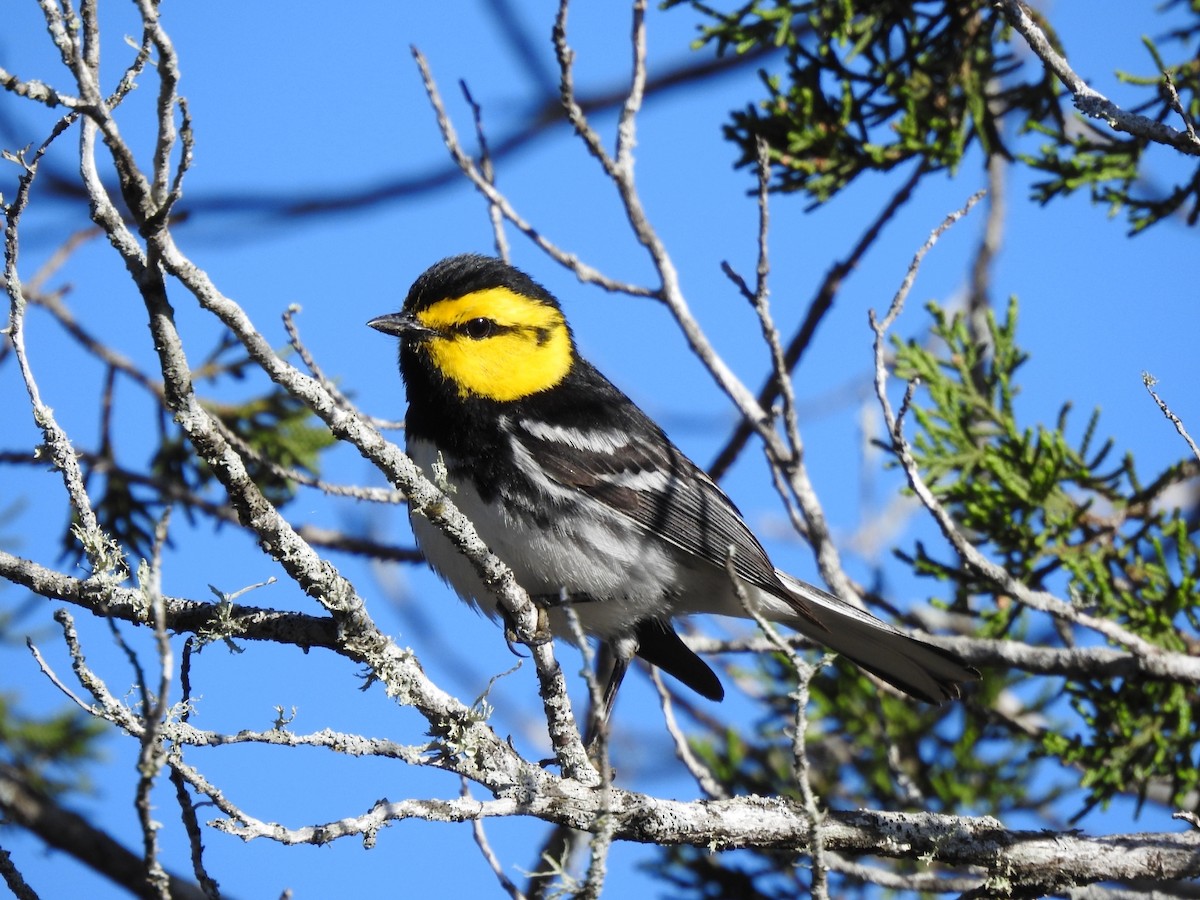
left=406, top=437, right=681, bottom=640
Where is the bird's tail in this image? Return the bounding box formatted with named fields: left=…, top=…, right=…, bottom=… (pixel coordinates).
left=772, top=571, right=978, bottom=704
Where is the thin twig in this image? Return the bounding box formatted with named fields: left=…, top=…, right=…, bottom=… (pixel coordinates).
left=724, top=550, right=829, bottom=899
left=614, top=0, right=648, bottom=176
left=1161, top=72, right=1198, bottom=144
left=25, top=637, right=99, bottom=717
left=649, top=668, right=728, bottom=799
left=460, top=80, right=510, bottom=262
left=134, top=510, right=175, bottom=899
left=464, top=778, right=527, bottom=900
left=552, top=0, right=790, bottom=477
left=559, top=601, right=613, bottom=900
left=411, top=45, right=651, bottom=297
left=169, top=639, right=222, bottom=899
left=752, top=137, right=800, bottom=454
left=709, top=161, right=928, bottom=479
left=4, top=134, right=107, bottom=549
left=282, top=304, right=354, bottom=410
left=1143, top=374, right=1200, bottom=464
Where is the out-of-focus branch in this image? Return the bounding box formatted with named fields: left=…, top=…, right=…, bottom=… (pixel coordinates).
left=966, top=153, right=1007, bottom=348
left=0, top=840, right=38, bottom=900
left=0, top=765, right=212, bottom=900
left=5, top=39, right=778, bottom=226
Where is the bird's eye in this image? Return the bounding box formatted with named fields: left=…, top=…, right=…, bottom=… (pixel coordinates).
left=462, top=317, right=496, bottom=340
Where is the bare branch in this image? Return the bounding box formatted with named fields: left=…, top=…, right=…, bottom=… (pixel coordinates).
left=464, top=778, right=527, bottom=900
left=282, top=304, right=355, bottom=412
left=169, top=641, right=221, bottom=899
left=709, top=161, right=927, bottom=479
left=0, top=548, right=333, bottom=651
left=550, top=0, right=787, bottom=467
left=997, top=0, right=1200, bottom=155
left=459, top=80, right=510, bottom=262
left=726, top=549, right=830, bottom=897
left=134, top=512, right=175, bottom=900
left=411, top=45, right=652, bottom=297
left=1143, top=374, right=1200, bottom=464
left=177, top=779, right=1200, bottom=896
left=0, top=65, right=83, bottom=107
left=649, top=668, right=727, bottom=800
left=687, top=629, right=1200, bottom=686
left=4, top=138, right=108, bottom=560
left=614, top=0, right=648, bottom=176
left=558, top=601, right=614, bottom=898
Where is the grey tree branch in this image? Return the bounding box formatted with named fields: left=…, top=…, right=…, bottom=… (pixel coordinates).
left=133, top=513, right=174, bottom=900
left=411, top=45, right=654, bottom=298
left=686, top=629, right=1200, bottom=685
left=0, top=548, right=337, bottom=648
left=708, top=160, right=927, bottom=479
left=997, top=0, right=1200, bottom=156
left=4, top=1, right=1199, bottom=897
left=649, top=668, right=727, bottom=800
left=196, top=784, right=1200, bottom=896
left=1144, top=374, right=1200, bottom=464
left=28, top=0, right=599, bottom=787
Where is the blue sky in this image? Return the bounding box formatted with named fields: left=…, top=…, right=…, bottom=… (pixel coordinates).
left=2, top=2, right=1198, bottom=897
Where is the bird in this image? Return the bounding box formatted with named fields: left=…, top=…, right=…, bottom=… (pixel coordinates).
left=368, top=253, right=977, bottom=727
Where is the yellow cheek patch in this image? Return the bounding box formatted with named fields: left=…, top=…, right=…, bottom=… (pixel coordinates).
left=416, top=287, right=573, bottom=402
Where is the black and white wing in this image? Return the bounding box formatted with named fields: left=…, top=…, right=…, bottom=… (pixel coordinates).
left=507, top=361, right=814, bottom=617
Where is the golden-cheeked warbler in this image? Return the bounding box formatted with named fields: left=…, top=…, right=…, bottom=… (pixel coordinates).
left=369, top=254, right=977, bottom=719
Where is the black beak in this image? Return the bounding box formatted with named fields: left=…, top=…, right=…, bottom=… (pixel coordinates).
left=367, top=312, right=434, bottom=340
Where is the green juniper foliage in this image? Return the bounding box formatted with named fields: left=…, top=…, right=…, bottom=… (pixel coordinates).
left=158, top=389, right=338, bottom=510
left=77, top=364, right=336, bottom=565
left=670, top=0, right=1200, bottom=230
left=893, top=299, right=1200, bottom=816
left=0, top=692, right=105, bottom=797
left=664, top=299, right=1198, bottom=894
